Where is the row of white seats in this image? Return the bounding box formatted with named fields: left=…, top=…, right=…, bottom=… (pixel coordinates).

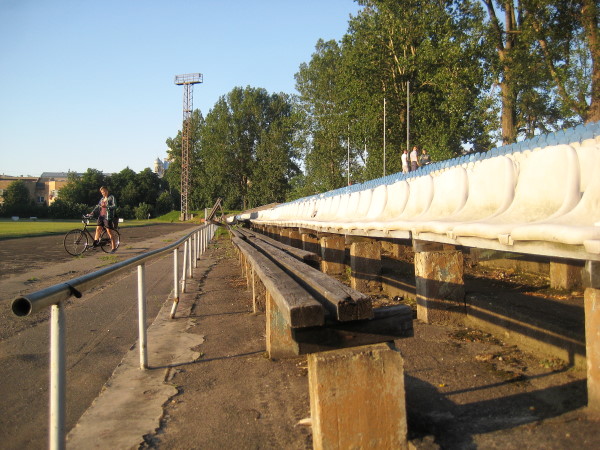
left=249, top=142, right=600, bottom=259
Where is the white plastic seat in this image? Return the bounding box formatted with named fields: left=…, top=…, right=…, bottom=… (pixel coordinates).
left=451, top=145, right=581, bottom=241
left=361, top=175, right=433, bottom=237
left=508, top=146, right=600, bottom=246
left=344, top=185, right=388, bottom=231
left=411, top=157, right=516, bottom=236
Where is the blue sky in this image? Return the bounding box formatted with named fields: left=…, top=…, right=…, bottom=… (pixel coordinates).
left=0, top=0, right=361, bottom=177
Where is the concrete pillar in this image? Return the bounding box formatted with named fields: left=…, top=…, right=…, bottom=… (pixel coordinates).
left=350, top=239, right=382, bottom=292
left=550, top=261, right=583, bottom=290
left=308, top=342, right=408, bottom=450
left=301, top=232, right=320, bottom=255
left=266, top=292, right=299, bottom=359
left=585, top=287, right=600, bottom=417
left=414, top=243, right=465, bottom=324
left=319, top=235, right=345, bottom=276
left=280, top=228, right=292, bottom=246
left=288, top=229, right=301, bottom=249
left=380, top=239, right=402, bottom=259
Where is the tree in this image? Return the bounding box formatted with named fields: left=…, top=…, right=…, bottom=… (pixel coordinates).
left=295, top=1, right=492, bottom=191
left=198, top=87, right=299, bottom=209
left=481, top=0, right=599, bottom=142
left=58, top=169, right=107, bottom=206
left=2, top=180, right=34, bottom=216
left=295, top=39, right=349, bottom=193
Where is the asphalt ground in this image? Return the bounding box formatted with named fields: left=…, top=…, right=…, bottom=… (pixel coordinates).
left=0, top=224, right=196, bottom=449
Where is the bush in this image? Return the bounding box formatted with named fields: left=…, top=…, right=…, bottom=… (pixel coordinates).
left=155, top=191, right=175, bottom=215
left=48, top=199, right=88, bottom=219
left=134, top=202, right=153, bottom=220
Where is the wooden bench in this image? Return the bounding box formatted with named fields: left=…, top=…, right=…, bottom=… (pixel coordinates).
left=231, top=227, right=413, bottom=447
left=230, top=227, right=413, bottom=357
left=235, top=227, right=320, bottom=268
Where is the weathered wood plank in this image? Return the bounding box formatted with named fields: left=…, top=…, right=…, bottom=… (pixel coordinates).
left=246, top=236, right=373, bottom=321
left=238, top=227, right=321, bottom=267
left=232, top=237, right=325, bottom=328
left=294, top=305, right=414, bottom=354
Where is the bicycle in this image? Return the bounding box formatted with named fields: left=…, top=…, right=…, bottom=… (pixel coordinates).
left=63, top=215, right=121, bottom=256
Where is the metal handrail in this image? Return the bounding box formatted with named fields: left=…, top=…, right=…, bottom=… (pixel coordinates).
left=10, top=222, right=218, bottom=450
left=13, top=225, right=201, bottom=316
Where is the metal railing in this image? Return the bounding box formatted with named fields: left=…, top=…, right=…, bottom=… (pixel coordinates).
left=10, top=222, right=218, bottom=450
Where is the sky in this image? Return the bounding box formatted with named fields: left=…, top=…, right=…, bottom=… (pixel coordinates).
left=0, top=0, right=362, bottom=177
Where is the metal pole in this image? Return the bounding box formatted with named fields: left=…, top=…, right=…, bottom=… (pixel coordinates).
left=347, top=123, right=350, bottom=186
left=137, top=264, right=148, bottom=370
left=187, top=237, right=193, bottom=278
left=193, top=233, right=197, bottom=268
left=383, top=96, right=387, bottom=177
left=170, top=248, right=179, bottom=319
left=49, top=302, right=66, bottom=450
left=181, top=241, right=187, bottom=293
left=406, top=81, right=410, bottom=152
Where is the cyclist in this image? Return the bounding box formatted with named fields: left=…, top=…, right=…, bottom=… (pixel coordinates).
left=89, top=186, right=118, bottom=253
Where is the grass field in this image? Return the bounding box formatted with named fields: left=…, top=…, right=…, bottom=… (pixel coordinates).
left=0, top=219, right=156, bottom=239
left=0, top=209, right=237, bottom=240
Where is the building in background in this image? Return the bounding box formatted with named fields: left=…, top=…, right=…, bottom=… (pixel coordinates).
left=153, top=156, right=170, bottom=178
left=0, top=172, right=72, bottom=206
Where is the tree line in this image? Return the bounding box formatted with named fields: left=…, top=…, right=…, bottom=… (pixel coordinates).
left=0, top=168, right=174, bottom=220
left=164, top=0, right=598, bottom=209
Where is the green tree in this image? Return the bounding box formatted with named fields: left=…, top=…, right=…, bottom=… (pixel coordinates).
left=198, top=87, right=298, bottom=209
left=58, top=169, right=107, bottom=206
left=155, top=191, right=175, bottom=215
left=2, top=180, right=34, bottom=216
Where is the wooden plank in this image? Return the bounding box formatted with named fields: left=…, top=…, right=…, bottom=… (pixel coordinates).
left=294, top=305, right=413, bottom=354
left=238, top=228, right=320, bottom=267
left=232, top=237, right=325, bottom=328
left=246, top=236, right=373, bottom=321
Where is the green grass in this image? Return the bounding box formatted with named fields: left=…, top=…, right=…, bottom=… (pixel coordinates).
left=1, top=208, right=238, bottom=240
left=0, top=216, right=176, bottom=239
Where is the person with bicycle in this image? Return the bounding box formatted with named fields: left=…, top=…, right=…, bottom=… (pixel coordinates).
left=89, top=186, right=118, bottom=253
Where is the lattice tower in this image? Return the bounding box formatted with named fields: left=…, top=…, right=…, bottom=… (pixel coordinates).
left=174, top=73, right=203, bottom=221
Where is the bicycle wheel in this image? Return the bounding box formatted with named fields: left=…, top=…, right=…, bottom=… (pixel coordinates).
left=100, top=228, right=120, bottom=253
left=64, top=230, right=89, bottom=256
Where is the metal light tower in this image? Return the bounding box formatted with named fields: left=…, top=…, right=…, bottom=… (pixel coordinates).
left=175, top=73, right=203, bottom=221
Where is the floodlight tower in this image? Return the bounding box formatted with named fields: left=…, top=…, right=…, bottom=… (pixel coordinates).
left=174, top=73, right=203, bottom=221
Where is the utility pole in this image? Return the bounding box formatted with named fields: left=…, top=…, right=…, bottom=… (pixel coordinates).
left=174, top=73, right=203, bottom=221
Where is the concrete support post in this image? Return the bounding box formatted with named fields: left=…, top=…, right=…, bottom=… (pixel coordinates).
left=308, top=342, right=408, bottom=450
left=550, top=261, right=582, bottom=290
left=281, top=228, right=292, bottom=246
left=301, top=232, right=320, bottom=255
left=585, top=287, right=600, bottom=417
left=319, top=235, right=345, bottom=276
left=288, top=229, right=301, bottom=249
left=350, top=239, right=382, bottom=292
left=414, top=242, right=465, bottom=324
left=266, top=293, right=299, bottom=359
left=380, top=239, right=402, bottom=260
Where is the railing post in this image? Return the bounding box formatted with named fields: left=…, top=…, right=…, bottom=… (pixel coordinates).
left=193, top=232, right=198, bottom=268
left=170, top=247, right=179, bottom=319
left=181, top=241, right=188, bottom=293
left=49, top=302, right=66, bottom=450
left=187, top=236, right=193, bottom=278
left=138, top=264, right=148, bottom=370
